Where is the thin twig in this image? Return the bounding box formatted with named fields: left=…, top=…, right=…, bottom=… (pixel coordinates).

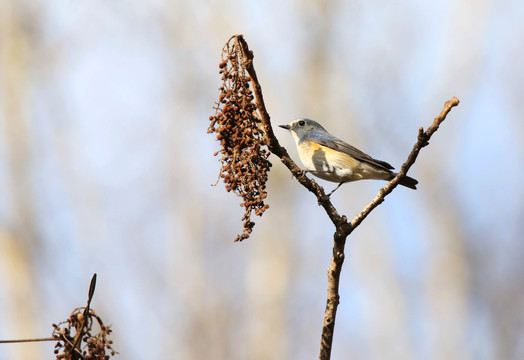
left=0, top=338, right=56, bottom=343
left=347, top=97, right=460, bottom=232
left=68, top=273, right=97, bottom=360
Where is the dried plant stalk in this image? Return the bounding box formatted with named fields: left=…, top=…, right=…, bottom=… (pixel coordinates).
left=209, top=36, right=271, bottom=242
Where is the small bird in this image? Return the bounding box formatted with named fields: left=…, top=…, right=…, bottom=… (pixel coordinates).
left=279, top=119, right=418, bottom=195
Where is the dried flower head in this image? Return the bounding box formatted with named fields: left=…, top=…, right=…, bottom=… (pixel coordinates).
left=209, top=36, right=271, bottom=241
left=52, top=307, right=117, bottom=359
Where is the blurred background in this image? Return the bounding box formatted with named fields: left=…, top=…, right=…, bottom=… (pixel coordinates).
left=1, top=0, right=523, bottom=359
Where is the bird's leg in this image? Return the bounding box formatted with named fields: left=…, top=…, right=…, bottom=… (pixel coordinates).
left=326, top=182, right=344, bottom=197
left=317, top=182, right=343, bottom=206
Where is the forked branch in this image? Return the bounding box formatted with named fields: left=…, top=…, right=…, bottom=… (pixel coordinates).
left=210, top=34, right=459, bottom=360
left=319, top=96, right=459, bottom=360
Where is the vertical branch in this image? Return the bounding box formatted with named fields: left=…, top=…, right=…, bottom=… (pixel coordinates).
left=319, top=229, right=347, bottom=359
left=318, top=97, right=459, bottom=360
left=211, top=35, right=460, bottom=360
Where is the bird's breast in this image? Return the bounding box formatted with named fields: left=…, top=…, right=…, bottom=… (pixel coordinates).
left=297, top=141, right=361, bottom=182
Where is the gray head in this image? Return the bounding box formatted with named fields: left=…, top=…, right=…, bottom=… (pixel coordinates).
left=279, top=119, right=329, bottom=141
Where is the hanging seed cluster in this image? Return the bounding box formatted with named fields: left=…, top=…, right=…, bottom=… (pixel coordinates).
left=208, top=37, right=271, bottom=242
left=52, top=308, right=117, bottom=359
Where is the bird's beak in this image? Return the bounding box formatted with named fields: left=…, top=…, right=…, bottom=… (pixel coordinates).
left=279, top=124, right=291, bottom=130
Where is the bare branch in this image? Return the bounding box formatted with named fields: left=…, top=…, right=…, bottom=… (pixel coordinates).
left=348, top=97, right=460, bottom=231
left=0, top=338, right=56, bottom=344
left=319, top=97, right=460, bottom=360
left=211, top=35, right=460, bottom=360
left=234, top=35, right=345, bottom=226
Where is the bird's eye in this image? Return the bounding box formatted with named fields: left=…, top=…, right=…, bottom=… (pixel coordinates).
left=298, top=120, right=305, bottom=127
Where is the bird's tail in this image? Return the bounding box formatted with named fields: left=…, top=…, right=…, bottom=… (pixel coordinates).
left=389, top=173, right=418, bottom=190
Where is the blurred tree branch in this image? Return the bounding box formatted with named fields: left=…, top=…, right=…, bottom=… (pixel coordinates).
left=211, top=34, right=459, bottom=360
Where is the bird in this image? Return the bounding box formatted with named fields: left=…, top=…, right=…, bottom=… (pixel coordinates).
left=279, top=119, right=418, bottom=196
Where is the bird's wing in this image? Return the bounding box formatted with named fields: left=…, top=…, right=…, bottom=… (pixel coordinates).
left=310, top=133, right=394, bottom=170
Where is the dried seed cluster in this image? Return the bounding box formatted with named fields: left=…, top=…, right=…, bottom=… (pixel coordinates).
left=208, top=37, right=271, bottom=242
left=52, top=308, right=117, bottom=359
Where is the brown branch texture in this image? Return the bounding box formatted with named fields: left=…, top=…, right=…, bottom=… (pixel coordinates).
left=209, top=34, right=460, bottom=360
